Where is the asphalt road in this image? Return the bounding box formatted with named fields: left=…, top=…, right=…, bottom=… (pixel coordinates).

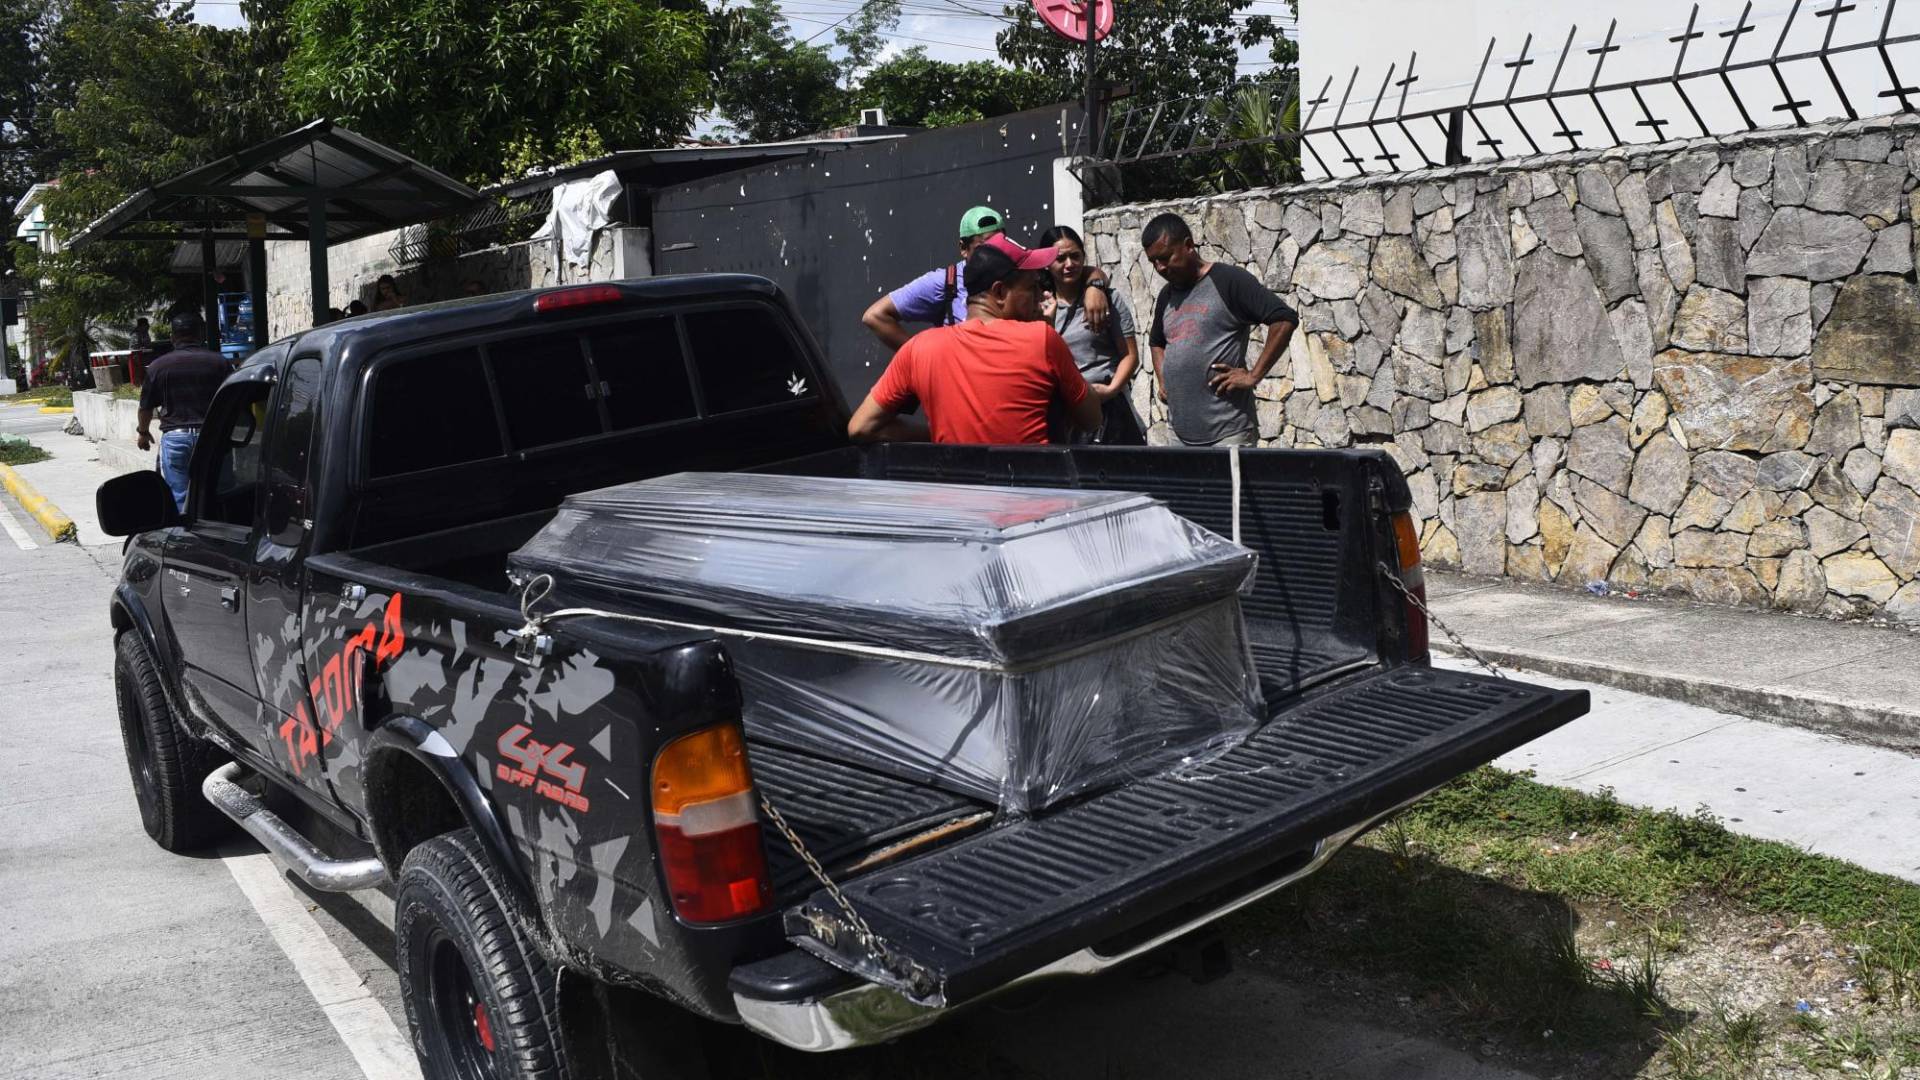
left=0, top=431, right=1537, bottom=1079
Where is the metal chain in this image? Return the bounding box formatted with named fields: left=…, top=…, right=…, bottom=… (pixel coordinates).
left=758, top=793, right=884, bottom=952
left=1378, top=564, right=1506, bottom=680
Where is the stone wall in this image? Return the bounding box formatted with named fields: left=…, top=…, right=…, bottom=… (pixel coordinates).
left=1086, top=115, right=1920, bottom=624
left=262, top=225, right=644, bottom=339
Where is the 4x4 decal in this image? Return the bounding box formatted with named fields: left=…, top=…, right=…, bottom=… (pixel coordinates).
left=281, top=592, right=407, bottom=777
left=496, top=724, right=591, bottom=813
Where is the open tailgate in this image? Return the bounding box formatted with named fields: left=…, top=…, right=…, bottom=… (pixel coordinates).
left=783, top=664, right=1587, bottom=1007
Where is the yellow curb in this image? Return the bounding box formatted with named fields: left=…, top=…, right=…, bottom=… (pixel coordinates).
left=37, top=405, right=74, bottom=414
left=0, top=462, right=77, bottom=543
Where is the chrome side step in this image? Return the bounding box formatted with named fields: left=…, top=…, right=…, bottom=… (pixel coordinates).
left=203, top=762, right=388, bottom=892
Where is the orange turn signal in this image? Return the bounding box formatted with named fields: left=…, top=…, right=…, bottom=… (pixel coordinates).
left=653, top=723, right=753, bottom=816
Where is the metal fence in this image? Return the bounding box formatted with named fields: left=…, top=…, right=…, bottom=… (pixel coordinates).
left=387, top=187, right=553, bottom=266
left=1088, top=0, right=1920, bottom=200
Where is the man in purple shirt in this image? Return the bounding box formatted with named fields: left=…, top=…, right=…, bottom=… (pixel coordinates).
left=863, top=206, right=1113, bottom=351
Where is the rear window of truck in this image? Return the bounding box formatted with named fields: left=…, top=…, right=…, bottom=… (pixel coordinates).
left=363, top=302, right=813, bottom=481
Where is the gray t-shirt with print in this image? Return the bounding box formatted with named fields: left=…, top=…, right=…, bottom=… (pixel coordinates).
left=1149, top=263, right=1298, bottom=446
left=1051, top=289, right=1137, bottom=386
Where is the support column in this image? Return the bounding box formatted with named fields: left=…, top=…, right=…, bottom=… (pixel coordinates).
left=308, top=201, right=330, bottom=329
left=248, top=236, right=269, bottom=351
left=201, top=231, right=219, bottom=344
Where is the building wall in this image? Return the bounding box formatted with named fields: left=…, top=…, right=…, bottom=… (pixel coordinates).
left=1297, top=0, right=1919, bottom=179
left=652, top=104, right=1083, bottom=408
left=1086, top=114, right=1920, bottom=623
left=261, top=225, right=641, bottom=340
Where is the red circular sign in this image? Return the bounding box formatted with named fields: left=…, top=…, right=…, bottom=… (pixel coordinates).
left=1033, top=0, right=1113, bottom=43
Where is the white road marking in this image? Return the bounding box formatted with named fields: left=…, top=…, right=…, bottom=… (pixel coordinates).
left=0, top=492, right=38, bottom=550
left=223, top=852, right=423, bottom=1080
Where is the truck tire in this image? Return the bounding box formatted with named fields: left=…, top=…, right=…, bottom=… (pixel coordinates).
left=397, top=829, right=570, bottom=1080
left=114, top=631, right=231, bottom=851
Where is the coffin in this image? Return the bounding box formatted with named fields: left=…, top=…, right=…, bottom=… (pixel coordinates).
left=510, top=473, right=1264, bottom=811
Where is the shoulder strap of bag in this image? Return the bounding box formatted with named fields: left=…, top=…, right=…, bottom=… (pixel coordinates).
left=942, top=263, right=958, bottom=327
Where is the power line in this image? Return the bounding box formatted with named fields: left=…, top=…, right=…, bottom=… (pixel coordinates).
left=795, top=0, right=890, bottom=44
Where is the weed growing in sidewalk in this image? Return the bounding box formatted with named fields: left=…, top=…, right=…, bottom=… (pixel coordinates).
left=0, top=436, right=50, bottom=466
left=1, top=386, right=72, bottom=408
left=1224, top=767, right=1920, bottom=1078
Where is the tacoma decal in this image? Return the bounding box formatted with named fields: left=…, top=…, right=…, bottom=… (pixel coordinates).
left=281, top=592, right=408, bottom=777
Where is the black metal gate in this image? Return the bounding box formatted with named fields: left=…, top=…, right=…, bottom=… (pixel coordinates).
left=652, top=105, right=1084, bottom=407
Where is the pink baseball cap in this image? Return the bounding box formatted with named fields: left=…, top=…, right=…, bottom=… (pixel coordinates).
left=980, top=233, right=1057, bottom=271
left=964, top=233, right=1059, bottom=293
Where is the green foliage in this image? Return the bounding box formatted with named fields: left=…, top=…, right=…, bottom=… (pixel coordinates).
left=830, top=0, right=901, bottom=89
left=11, top=0, right=264, bottom=370
left=1205, top=80, right=1300, bottom=191
left=709, top=0, right=846, bottom=143
left=283, top=0, right=709, bottom=184
left=1, top=0, right=53, bottom=281
left=855, top=48, right=1055, bottom=129
left=1, top=384, right=71, bottom=405
left=1397, top=767, right=1920, bottom=938
left=0, top=435, right=53, bottom=465
left=996, top=0, right=1286, bottom=117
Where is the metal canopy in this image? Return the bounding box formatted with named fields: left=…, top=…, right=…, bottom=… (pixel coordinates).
left=68, top=120, right=480, bottom=340
left=70, top=119, right=478, bottom=247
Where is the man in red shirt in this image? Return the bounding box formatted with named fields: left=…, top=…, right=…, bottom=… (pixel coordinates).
left=849, top=235, right=1102, bottom=445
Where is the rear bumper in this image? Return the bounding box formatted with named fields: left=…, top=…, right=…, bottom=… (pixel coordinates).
left=735, top=808, right=1383, bottom=1052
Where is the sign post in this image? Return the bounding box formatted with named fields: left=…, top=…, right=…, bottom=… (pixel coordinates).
left=1033, top=0, right=1114, bottom=155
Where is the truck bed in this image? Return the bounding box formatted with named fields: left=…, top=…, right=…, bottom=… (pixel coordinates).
left=344, top=513, right=996, bottom=904
left=762, top=443, right=1384, bottom=709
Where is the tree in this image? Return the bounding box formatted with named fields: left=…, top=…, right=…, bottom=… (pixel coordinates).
left=12, top=0, right=292, bottom=372
left=709, top=0, right=846, bottom=142
left=830, top=0, right=901, bottom=89
left=995, top=0, right=1284, bottom=113
left=1, top=0, right=54, bottom=284
left=283, top=0, right=710, bottom=184
left=853, top=49, right=1056, bottom=129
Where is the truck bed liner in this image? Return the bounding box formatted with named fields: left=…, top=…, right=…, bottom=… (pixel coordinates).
left=751, top=742, right=986, bottom=896
left=785, top=665, right=1586, bottom=1007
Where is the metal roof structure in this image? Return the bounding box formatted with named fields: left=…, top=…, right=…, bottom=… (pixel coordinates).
left=69, top=119, right=478, bottom=247
left=66, top=120, right=480, bottom=342
left=486, top=132, right=913, bottom=199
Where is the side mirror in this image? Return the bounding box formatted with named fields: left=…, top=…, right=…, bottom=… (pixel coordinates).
left=97, top=471, right=181, bottom=537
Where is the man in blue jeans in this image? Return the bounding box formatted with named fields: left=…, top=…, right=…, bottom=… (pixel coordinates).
left=136, top=311, right=231, bottom=511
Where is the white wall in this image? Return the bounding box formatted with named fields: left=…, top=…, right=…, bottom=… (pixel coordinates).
left=261, top=225, right=647, bottom=340
left=1299, top=0, right=1920, bottom=176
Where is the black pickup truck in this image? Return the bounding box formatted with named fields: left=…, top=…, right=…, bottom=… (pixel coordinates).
left=98, top=276, right=1588, bottom=1080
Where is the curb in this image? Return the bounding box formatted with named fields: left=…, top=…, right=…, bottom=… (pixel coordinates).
left=0, top=463, right=77, bottom=543
left=36, top=405, right=74, bottom=414
left=94, top=438, right=156, bottom=475
left=1433, top=641, right=1920, bottom=754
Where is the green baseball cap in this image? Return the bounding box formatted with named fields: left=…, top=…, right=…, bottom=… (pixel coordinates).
left=958, top=205, right=1005, bottom=239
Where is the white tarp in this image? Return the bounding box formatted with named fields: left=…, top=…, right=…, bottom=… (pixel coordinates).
left=533, top=169, right=623, bottom=269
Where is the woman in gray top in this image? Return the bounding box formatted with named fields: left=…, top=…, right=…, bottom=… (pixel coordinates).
left=1041, top=226, right=1142, bottom=444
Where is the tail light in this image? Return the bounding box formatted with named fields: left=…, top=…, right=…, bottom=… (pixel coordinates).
left=533, top=284, right=622, bottom=313
left=652, top=724, right=772, bottom=923
left=1391, top=511, right=1430, bottom=661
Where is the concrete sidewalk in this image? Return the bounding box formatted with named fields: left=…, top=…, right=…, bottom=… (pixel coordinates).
left=1461, top=658, right=1920, bottom=884
left=0, top=414, right=137, bottom=548
left=1427, top=571, right=1920, bottom=752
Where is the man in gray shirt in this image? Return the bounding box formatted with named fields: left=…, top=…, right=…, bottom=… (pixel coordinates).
left=1144, top=213, right=1299, bottom=446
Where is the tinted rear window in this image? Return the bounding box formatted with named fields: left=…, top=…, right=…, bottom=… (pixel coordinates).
left=686, top=307, right=813, bottom=413
left=367, top=347, right=502, bottom=478
left=586, top=319, right=697, bottom=431
left=490, top=335, right=599, bottom=449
